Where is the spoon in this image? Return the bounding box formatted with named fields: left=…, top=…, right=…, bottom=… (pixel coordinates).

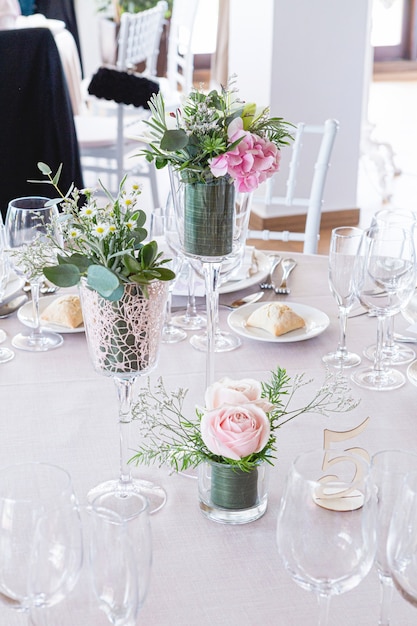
left=274, top=258, right=297, bottom=295
left=0, top=294, right=28, bottom=318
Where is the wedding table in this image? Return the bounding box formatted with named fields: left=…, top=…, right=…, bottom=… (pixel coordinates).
left=1, top=250, right=417, bottom=625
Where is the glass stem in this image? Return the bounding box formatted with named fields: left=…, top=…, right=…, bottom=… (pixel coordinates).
left=378, top=574, right=394, bottom=626
left=30, top=280, right=42, bottom=340
left=185, top=262, right=198, bottom=321
left=374, top=315, right=387, bottom=373
left=384, top=315, right=394, bottom=351
left=202, top=261, right=221, bottom=388
left=337, top=306, right=348, bottom=358
left=113, top=377, right=136, bottom=490
left=317, top=592, right=331, bottom=626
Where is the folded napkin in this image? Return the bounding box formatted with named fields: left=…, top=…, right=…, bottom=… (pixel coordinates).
left=223, top=246, right=258, bottom=282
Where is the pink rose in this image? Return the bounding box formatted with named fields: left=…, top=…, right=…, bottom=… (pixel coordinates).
left=205, top=377, right=274, bottom=414
left=200, top=403, right=271, bottom=460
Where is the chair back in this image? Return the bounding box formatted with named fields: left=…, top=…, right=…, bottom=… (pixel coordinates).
left=166, top=0, right=199, bottom=95
left=248, top=119, right=339, bottom=254
left=117, top=1, right=168, bottom=75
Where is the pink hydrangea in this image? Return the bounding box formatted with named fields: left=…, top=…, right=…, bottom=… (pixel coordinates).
left=209, top=117, right=281, bottom=193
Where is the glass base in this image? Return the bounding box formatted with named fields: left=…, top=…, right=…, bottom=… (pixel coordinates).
left=351, top=366, right=405, bottom=391
left=363, top=343, right=415, bottom=366
left=199, top=495, right=268, bottom=524
left=86, top=478, right=167, bottom=515
left=190, top=330, right=241, bottom=353
left=171, top=311, right=206, bottom=330
left=0, top=347, right=14, bottom=363
left=322, top=350, right=361, bottom=369
left=12, top=330, right=63, bottom=352
left=161, top=324, right=187, bottom=344
left=0, top=329, right=6, bottom=343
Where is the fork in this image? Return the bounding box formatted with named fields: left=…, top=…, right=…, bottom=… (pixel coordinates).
left=274, top=258, right=297, bottom=294
left=259, top=256, right=281, bottom=289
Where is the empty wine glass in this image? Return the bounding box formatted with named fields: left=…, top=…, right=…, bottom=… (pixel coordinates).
left=0, top=224, right=14, bottom=362
left=5, top=196, right=63, bottom=351
left=149, top=207, right=186, bottom=343
left=322, top=226, right=363, bottom=368
left=364, top=209, right=416, bottom=365
left=0, top=462, right=83, bottom=625
left=371, top=449, right=417, bottom=626
left=352, top=224, right=416, bottom=390
left=387, top=469, right=417, bottom=610
left=170, top=257, right=206, bottom=330
left=90, top=491, right=152, bottom=626
left=276, top=448, right=376, bottom=626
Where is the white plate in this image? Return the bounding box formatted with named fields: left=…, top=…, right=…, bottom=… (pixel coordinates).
left=407, top=360, right=417, bottom=387
left=0, top=274, right=25, bottom=305
left=219, top=250, right=270, bottom=294
left=227, top=301, right=330, bottom=343
left=17, top=295, right=84, bottom=334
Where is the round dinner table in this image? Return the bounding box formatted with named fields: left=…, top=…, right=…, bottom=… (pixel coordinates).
left=1, top=250, right=417, bottom=625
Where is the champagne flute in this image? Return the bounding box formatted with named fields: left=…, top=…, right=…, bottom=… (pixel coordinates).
left=371, top=450, right=417, bottom=626
left=387, top=469, right=417, bottom=610
left=90, top=491, right=151, bottom=626
left=4, top=196, right=63, bottom=352
left=0, top=225, right=14, bottom=362
left=149, top=207, right=186, bottom=344
left=0, top=462, right=83, bottom=625
left=322, top=226, right=363, bottom=368
left=352, top=224, right=416, bottom=390
left=276, top=448, right=376, bottom=626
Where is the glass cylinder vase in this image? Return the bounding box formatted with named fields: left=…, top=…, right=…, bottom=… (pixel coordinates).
left=198, top=460, right=269, bottom=524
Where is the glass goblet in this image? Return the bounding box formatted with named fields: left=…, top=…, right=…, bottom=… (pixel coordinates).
left=170, top=257, right=206, bottom=330
left=4, top=196, right=63, bottom=352
left=276, top=448, right=376, bottom=626
left=0, top=224, right=14, bottom=362
left=352, top=224, right=416, bottom=390
left=90, top=491, right=151, bottom=626
left=387, top=469, right=417, bottom=610
left=0, top=462, right=83, bottom=626
left=322, top=226, right=363, bottom=369
left=371, top=449, right=417, bottom=626
left=364, top=209, right=416, bottom=366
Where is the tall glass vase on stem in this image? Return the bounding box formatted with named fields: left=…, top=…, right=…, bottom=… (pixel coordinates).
left=79, top=279, right=168, bottom=513
left=169, top=167, right=252, bottom=387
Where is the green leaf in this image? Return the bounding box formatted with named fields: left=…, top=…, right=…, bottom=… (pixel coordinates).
left=140, top=241, right=157, bottom=267
left=122, top=254, right=142, bottom=274
left=153, top=267, right=176, bottom=281
left=43, top=264, right=80, bottom=287
left=87, top=265, right=119, bottom=297
left=160, top=129, right=189, bottom=151
left=52, top=163, right=63, bottom=186
left=106, top=283, right=125, bottom=302
left=60, top=253, right=93, bottom=273
left=37, top=162, right=52, bottom=175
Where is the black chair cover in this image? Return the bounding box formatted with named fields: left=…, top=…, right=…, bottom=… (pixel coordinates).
left=0, top=28, right=84, bottom=220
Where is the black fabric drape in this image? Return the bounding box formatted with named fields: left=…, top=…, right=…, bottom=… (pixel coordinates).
left=0, top=27, right=84, bottom=220
left=35, top=0, right=83, bottom=75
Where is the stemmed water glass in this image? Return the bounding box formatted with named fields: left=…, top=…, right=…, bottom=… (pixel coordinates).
left=4, top=196, right=63, bottom=352
left=149, top=206, right=186, bottom=343
left=276, top=448, right=376, bottom=626
left=89, top=491, right=152, bottom=626
left=322, top=226, right=363, bottom=369
left=352, top=224, right=416, bottom=390
left=364, top=209, right=416, bottom=366
left=0, top=462, right=83, bottom=626
left=370, top=449, right=417, bottom=626
left=0, top=225, right=14, bottom=362
left=386, top=469, right=417, bottom=611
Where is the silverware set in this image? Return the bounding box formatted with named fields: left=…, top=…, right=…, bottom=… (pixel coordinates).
left=259, top=257, right=297, bottom=295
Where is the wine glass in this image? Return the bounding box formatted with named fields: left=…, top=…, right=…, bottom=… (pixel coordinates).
left=386, top=469, right=417, bottom=610
left=0, top=462, right=83, bottom=625
left=364, top=209, right=416, bottom=366
left=322, top=226, right=363, bottom=368
left=149, top=207, right=186, bottom=344
left=0, top=225, right=14, bottom=363
left=276, top=449, right=376, bottom=626
left=4, top=196, right=64, bottom=352
left=370, top=449, right=417, bottom=626
left=352, top=224, right=416, bottom=390
left=89, top=491, right=151, bottom=626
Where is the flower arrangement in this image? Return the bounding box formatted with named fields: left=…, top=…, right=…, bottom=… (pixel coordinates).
left=28, top=162, right=175, bottom=301
left=130, top=368, right=359, bottom=473
left=139, top=77, right=294, bottom=191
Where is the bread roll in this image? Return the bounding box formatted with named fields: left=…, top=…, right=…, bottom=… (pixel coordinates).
left=41, top=295, right=83, bottom=329
left=246, top=303, right=305, bottom=337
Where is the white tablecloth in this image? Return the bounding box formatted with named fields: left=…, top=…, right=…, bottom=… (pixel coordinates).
left=1, top=251, right=417, bottom=625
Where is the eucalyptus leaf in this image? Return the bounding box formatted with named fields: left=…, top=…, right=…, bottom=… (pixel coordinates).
left=160, top=129, right=189, bottom=151
left=87, top=265, right=119, bottom=297
left=43, top=264, right=80, bottom=287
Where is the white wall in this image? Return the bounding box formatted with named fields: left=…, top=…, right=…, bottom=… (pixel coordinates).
left=229, top=0, right=373, bottom=216
left=74, top=0, right=101, bottom=77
